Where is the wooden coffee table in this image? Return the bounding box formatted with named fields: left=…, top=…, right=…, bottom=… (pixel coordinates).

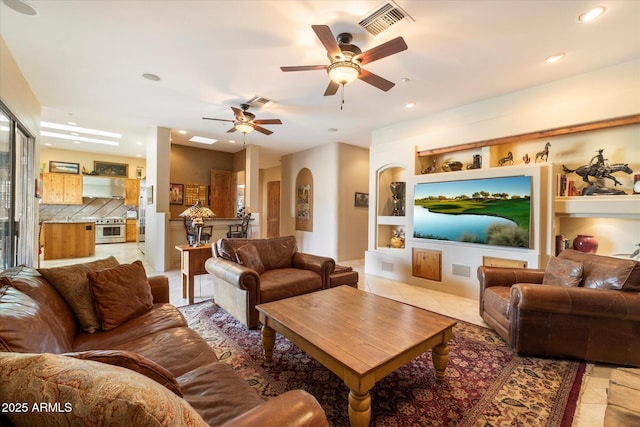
left=256, top=285, right=457, bottom=427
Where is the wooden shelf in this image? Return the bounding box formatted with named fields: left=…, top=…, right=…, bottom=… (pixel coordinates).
left=554, top=195, right=640, bottom=218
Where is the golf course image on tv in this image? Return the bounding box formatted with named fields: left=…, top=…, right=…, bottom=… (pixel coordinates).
left=414, top=175, right=532, bottom=248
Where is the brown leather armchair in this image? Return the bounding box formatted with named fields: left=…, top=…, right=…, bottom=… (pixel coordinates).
left=478, top=249, right=640, bottom=366
left=205, top=236, right=335, bottom=329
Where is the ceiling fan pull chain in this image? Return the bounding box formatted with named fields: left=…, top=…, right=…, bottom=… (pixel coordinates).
left=340, top=84, right=345, bottom=110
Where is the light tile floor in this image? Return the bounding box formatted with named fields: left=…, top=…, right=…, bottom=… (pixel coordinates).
left=39, top=242, right=610, bottom=426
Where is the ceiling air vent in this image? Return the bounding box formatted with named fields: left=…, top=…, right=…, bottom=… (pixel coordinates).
left=246, top=95, right=274, bottom=109
left=359, top=1, right=413, bottom=36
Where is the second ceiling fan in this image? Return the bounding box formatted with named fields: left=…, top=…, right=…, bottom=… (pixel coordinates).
left=202, top=104, right=282, bottom=135
left=281, top=25, right=408, bottom=96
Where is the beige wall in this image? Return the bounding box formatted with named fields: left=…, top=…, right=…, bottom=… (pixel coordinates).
left=39, top=148, right=145, bottom=178
left=337, top=144, right=369, bottom=261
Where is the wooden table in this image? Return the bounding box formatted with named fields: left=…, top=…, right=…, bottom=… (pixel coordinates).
left=175, top=244, right=211, bottom=304
left=256, top=286, right=457, bottom=427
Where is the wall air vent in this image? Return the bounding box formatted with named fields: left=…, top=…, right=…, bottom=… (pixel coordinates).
left=246, top=96, right=274, bottom=109
left=359, top=1, right=413, bottom=36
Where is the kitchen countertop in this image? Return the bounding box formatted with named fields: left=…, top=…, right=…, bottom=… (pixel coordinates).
left=42, top=219, right=96, bottom=224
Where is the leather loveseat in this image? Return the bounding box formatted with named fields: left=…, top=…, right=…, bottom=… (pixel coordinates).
left=205, top=236, right=335, bottom=329
left=478, top=249, right=640, bottom=366
left=0, top=259, right=329, bottom=426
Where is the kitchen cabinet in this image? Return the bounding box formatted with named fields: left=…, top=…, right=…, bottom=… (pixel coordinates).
left=42, top=221, right=95, bottom=260
left=125, top=179, right=140, bottom=206
left=41, top=173, right=83, bottom=204
left=126, top=219, right=137, bottom=242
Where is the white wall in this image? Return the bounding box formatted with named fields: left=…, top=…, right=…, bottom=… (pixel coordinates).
left=368, top=58, right=640, bottom=299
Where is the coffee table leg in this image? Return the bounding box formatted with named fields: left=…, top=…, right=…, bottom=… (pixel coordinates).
left=432, top=342, right=450, bottom=381
left=261, top=325, right=275, bottom=363
left=348, top=390, right=371, bottom=427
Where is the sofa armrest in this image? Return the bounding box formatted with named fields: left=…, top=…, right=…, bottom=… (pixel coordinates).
left=148, top=275, right=169, bottom=304
left=292, top=253, right=335, bottom=288
left=220, top=389, right=329, bottom=427
left=477, top=266, right=545, bottom=316
left=511, top=284, right=640, bottom=321
left=205, top=257, right=260, bottom=295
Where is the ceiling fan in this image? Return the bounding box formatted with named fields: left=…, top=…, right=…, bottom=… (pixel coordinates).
left=202, top=104, right=282, bottom=135
left=281, top=25, right=408, bottom=96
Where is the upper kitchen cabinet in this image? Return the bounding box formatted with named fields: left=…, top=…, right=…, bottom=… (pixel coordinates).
left=41, top=173, right=83, bottom=204
left=125, top=179, right=140, bottom=206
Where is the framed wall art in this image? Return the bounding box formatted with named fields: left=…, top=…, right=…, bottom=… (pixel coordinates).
left=93, top=161, right=128, bottom=177
left=49, top=161, right=79, bottom=174
left=355, top=192, right=369, bottom=208
left=170, top=183, right=184, bottom=205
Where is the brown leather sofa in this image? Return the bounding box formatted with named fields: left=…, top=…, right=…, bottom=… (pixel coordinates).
left=0, top=262, right=329, bottom=426
left=205, top=236, right=335, bottom=329
left=478, top=249, right=640, bottom=366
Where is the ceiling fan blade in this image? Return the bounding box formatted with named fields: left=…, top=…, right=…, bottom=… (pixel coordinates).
left=312, top=24, right=341, bottom=58
left=280, top=65, right=327, bottom=72
left=324, top=80, right=340, bottom=96
left=202, top=117, right=233, bottom=123
left=231, top=106, right=245, bottom=120
left=226, top=127, right=237, bottom=133
left=253, top=119, right=282, bottom=125
left=253, top=125, right=273, bottom=135
left=355, top=37, right=408, bottom=65
left=358, top=69, right=395, bottom=92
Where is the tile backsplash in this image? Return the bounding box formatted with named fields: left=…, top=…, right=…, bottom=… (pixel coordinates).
left=39, top=198, right=132, bottom=221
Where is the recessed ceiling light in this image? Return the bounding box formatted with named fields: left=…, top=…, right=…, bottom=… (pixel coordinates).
left=229, top=140, right=236, bottom=144
left=73, top=141, right=80, bottom=144
left=545, top=53, right=565, bottom=63
left=142, top=73, right=161, bottom=81
left=405, top=102, right=416, bottom=108
left=189, top=136, right=217, bottom=145
left=136, top=141, right=143, bottom=145
left=401, top=78, right=411, bottom=83
left=328, top=128, right=338, bottom=132
left=1, top=0, right=37, bottom=16
left=136, top=154, right=142, bottom=158
left=578, top=6, right=605, bottom=23
left=67, top=121, right=77, bottom=126
left=178, top=130, right=187, bottom=134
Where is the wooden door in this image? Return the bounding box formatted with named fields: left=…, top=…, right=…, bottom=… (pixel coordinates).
left=267, top=180, right=280, bottom=238
left=210, top=169, right=235, bottom=218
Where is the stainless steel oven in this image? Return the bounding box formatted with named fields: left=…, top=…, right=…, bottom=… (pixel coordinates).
left=94, top=217, right=126, bottom=244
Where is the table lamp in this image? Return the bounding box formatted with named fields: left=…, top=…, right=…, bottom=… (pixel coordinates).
left=179, top=199, right=215, bottom=246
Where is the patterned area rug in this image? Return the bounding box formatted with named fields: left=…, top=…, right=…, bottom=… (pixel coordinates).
left=179, top=300, right=585, bottom=427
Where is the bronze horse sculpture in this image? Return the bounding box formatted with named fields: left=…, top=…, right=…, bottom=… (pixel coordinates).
left=562, top=162, right=633, bottom=187
left=535, top=142, right=551, bottom=162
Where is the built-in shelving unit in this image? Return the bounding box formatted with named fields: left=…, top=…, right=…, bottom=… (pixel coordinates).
left=376, top=166, right=407, bottom=250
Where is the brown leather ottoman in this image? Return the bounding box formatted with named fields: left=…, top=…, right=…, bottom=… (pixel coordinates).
left=329, top=265, right=358, bottom=288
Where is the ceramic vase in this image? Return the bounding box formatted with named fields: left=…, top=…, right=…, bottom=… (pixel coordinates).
left=573, top=235, right=598, bottom=254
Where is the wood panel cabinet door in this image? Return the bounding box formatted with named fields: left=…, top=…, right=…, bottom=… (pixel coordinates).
left=41, top=173, right=82, bottom=204
left=126, top=219, right=137, bottom=242
left=210, top=169, right=235, bottom=218
left=125, top=179, right=140, bottom=206
left=267, top=180, right=280, bottom=238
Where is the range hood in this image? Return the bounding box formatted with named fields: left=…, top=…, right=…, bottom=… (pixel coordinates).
left=82, top=176, right=125, bottom=198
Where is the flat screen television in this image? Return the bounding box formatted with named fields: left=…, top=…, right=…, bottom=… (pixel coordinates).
left=413, top=175, right=532, bottom=248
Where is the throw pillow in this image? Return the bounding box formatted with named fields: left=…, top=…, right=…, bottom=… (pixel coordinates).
left=64, top=350, right=182, bottom=397
left=87, top=260, right=153, bottom=331
left=236, top=244, right=265, bottom=274
left=542, top=257, right=584, bottom=287
left=0, top=352, right=207, bottom=427
left=38, top=256, right=120, bottom=333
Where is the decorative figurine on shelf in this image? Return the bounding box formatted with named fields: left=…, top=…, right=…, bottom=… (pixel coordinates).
left=442, top=161, right=463, bottom=172
left=390, top=227, right=405, bottom=248
left=467, top=154, right=482, bottom=169
left=535, top=142, right=551, bottom=162
left=390, top=181, right=405, bottom=216
left=522, top=153, right=531, bottom=164
left=562, top=148, right=633, bottom=196
left=421, top=159, right=437, bottom=174
left=498, top=151, right=513, bottom=166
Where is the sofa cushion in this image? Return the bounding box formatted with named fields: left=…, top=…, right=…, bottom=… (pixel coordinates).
left=542, top=257, right=584, bottom=287
left=217, top=236, right=298, bottom=271
left=88, top=260, right=153, bottom=331
left=260, top=268, right=323, bottom=303
left=38, top=256, right=120, bottom=333
left=236, top=243, right=265, bottom=274
left=558, top=249, right=639, bottom=291
left=0, top=352, right=207, bottom=427
left=65, top=349, right=183, bottom=397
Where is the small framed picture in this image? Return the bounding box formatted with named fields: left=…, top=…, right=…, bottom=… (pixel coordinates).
left=355, top=192, right=369, bottom=208
left=170, top=183, right=184, bottom=205
left=93, top=161, right=128, bottom=177
left=49, top=161, right=79, bottom=174
left=146, top=185, right=154, bottom=204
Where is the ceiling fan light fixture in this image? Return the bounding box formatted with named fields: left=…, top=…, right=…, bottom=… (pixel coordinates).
left=327, top=61, right=361, bottom=85
left=235, top=121, right=254, bottom=134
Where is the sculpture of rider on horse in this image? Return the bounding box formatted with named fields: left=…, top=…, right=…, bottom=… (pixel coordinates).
left=562, top=148, right=634, bottom=195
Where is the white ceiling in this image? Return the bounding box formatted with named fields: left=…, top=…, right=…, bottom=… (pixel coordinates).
left=2, top=0, right=639, bottom=169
